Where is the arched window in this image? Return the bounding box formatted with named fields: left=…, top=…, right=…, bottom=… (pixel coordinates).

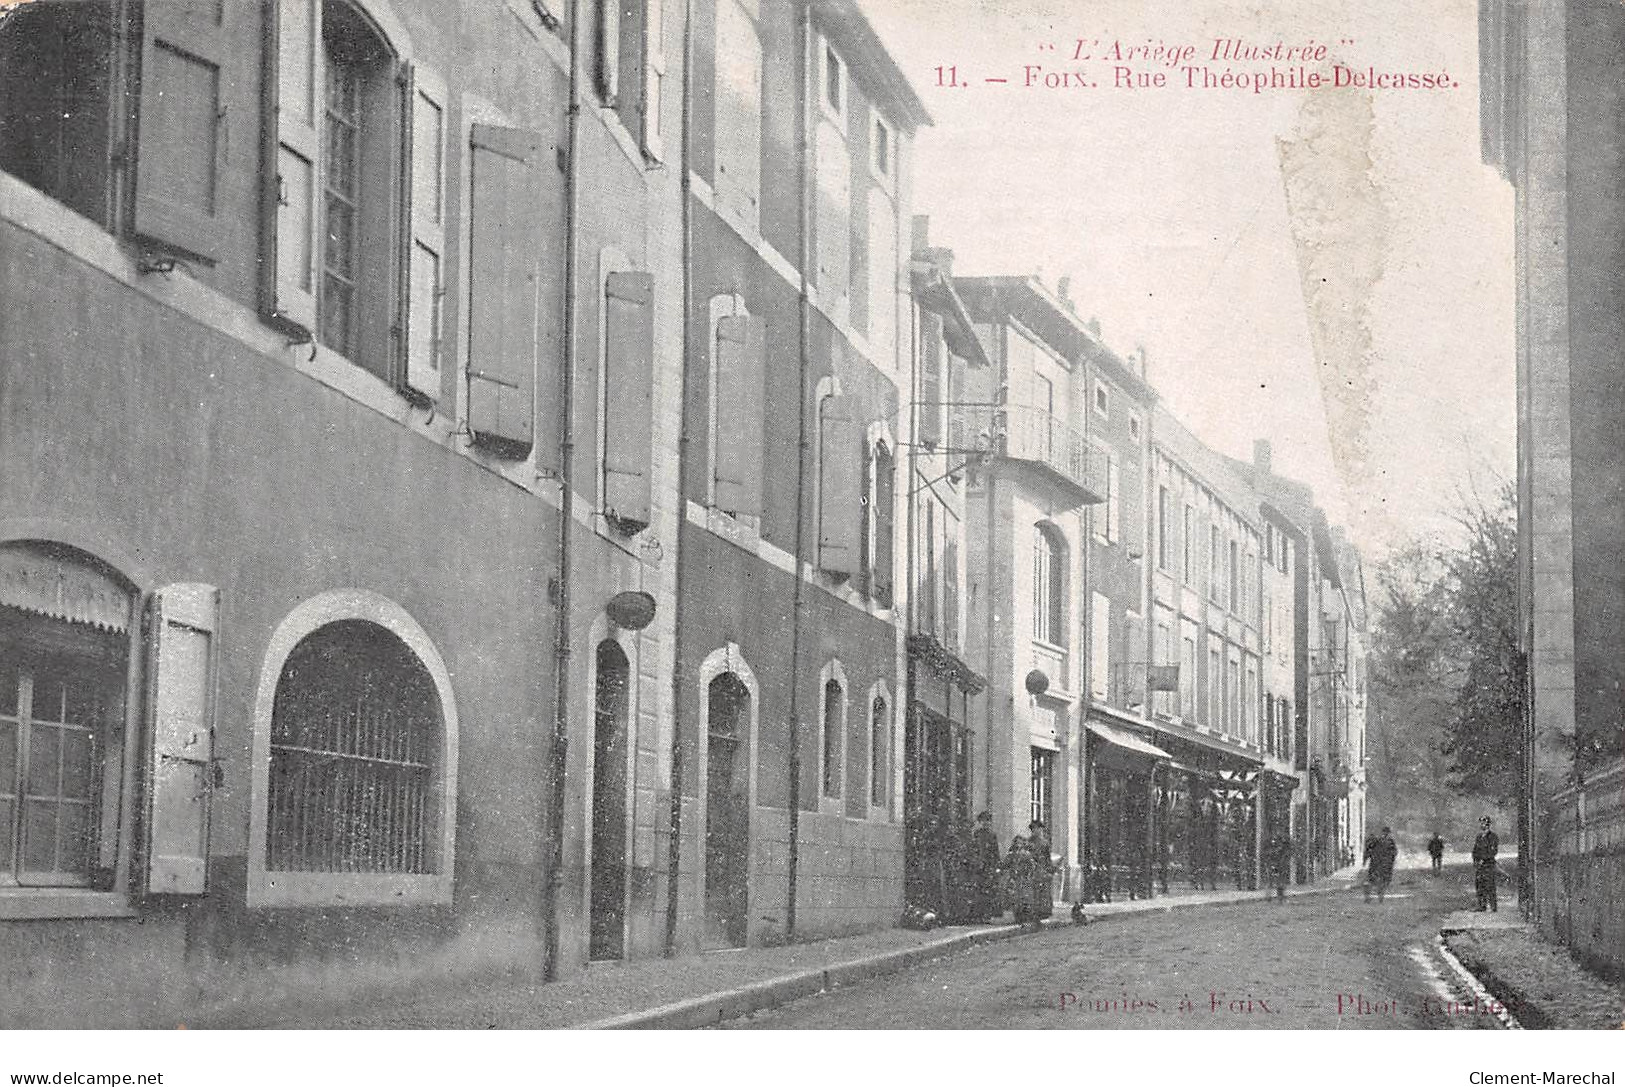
left=869, top=693, right=889, bottom=809
left=0, top=542, right=134, bottom=889
left=821, top=678, right=843, bottom=798
left=1032, top=524, right=1064, bottom=646
left=267, top=620, right=442, bottom=876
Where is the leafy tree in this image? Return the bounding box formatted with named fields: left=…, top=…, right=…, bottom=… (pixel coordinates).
left=1437, top=481, right=1523, bottom=797
left=1367, top=481, right=1522, bottom=834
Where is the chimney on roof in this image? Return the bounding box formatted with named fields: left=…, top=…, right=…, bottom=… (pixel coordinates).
left=1056, top=275, right=1075, bottom=313
left=1254, top=439, right=1273, bottom=478
left=912, top=214, right=930, bottom=258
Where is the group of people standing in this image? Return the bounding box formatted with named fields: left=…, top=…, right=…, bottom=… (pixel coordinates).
left=1362, top=818, right=1500, bottom=911
left=924, top=812, right=1058, bottom=927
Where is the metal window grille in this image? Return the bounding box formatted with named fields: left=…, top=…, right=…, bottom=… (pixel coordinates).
left=268, top=622, right=438, bottom=874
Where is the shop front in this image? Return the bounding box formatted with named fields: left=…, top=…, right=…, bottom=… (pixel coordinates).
left=902, top=635, right=984, bottom=917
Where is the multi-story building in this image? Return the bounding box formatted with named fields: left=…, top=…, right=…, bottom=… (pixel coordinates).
left=1073, top=320, right=1160, bottom=902
left=1146, top=409, right=1269, bottom=892
left=900, top=219, right=988, bottom=915
left=955, top=276, right=1103, bottom=890
left=1480, top=0, right=1625, bottom=973
left=1243, top=443, right=1310, bottom=881
left=0, top=0, right=693, bottom=1023
left=670, top=0, right=929, bottom=948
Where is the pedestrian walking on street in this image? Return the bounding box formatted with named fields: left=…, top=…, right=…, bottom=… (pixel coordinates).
left=1364, top=826, right=1397, bottom=902
left=1269, top=833, right=1293, bottom=899
left=969, top=811, right=1003, bottom=922
left=1427, top=832, right=1445, bottom=876
left=1472, top=817, right=1500, bottom=912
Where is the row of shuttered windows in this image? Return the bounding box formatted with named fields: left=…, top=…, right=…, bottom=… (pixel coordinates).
left=0, top=1, right=669, bottom=524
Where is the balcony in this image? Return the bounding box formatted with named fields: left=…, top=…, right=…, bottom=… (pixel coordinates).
left=954, top=403, right=1103, bottom=506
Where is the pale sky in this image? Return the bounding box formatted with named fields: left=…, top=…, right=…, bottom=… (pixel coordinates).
left=866, top=0, right=1516, bottom=562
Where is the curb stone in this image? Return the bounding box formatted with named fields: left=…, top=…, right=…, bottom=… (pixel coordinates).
left=581, top=882, right=1349, bottom=1029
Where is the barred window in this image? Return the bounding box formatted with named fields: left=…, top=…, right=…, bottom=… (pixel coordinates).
left=267, top=620, right=441, bottom=875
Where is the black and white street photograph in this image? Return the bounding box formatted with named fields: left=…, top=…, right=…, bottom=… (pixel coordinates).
left=0, top=0, right=1620, bottom=1079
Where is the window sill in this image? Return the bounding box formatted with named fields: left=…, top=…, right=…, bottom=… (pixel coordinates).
left=0, top=890, right=137, bottom=920
left=247, top=871, right=452, bottom=909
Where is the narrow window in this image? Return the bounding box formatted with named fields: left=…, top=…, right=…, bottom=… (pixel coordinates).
left=825, top=44, right=842, bottom=112
left=1157, top=486, right=1170, bottom=570
left=869, top=696, right=888, bottom=808
left=1033, top=526, right=1063, bottom=646
left=1029, top=748, right=1054, bottom=830
left=821, top=679, right=842, bottom=798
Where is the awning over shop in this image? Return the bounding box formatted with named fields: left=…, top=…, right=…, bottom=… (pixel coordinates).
left=1086, top=720, right=1170, bottom=762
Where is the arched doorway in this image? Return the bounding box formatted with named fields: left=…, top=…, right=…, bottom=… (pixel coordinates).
left=589, top=641, right=630, bottom=961
left=704, top=673, right=750, bottom=948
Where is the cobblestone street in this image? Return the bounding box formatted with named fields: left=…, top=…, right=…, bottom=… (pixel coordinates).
left=724, top=867, right=1505, bottom=1029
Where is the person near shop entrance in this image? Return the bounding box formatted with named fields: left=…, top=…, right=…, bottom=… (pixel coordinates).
left=1473, top=817, right=1499, bottom=911
left=1427, top=832, right=1445, bottom=875
left=1005, top=821, right=1055, bottom=927
left=969, top=811, right=1003, bottom=922
left=1364, top=826, right=1397, bottom=902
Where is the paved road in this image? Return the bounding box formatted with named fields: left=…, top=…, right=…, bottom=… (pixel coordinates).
left=725, top=867, right=1501, bottom=1029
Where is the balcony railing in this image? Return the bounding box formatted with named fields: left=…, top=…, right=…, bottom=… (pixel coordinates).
left=950, top=403, right=1102, bottom=505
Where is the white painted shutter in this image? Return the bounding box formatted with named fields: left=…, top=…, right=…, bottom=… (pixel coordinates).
left=818, top=396, right=861, bottom=574
left=269, top=0, right=322, bottom=334
left=145, top=584, right=219, bottom=895
left=406, top=68, right=447, bottom=399
left=713, top=314, right=764, bottom=516
left=603, top=270, right=655, bottom=527
left=134, top=0, right=227, bottom=263
left=467, top=124, right=543, bottom=456
left=713, top=0, right=761, bottom=226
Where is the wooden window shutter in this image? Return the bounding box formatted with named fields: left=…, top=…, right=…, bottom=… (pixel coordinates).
left=603, top=270, right=655, bottom=527
left=713, top=314, right=764, bottom=517
left=266, top=0, right=322, bottom=335
left=873, top=443, right=895, bottom=604
left=467, top=124, right=544, bottom=457
left=134, top=0, right=228, bottom=264
left=405, top=67, right=448, bottom=400
left=817, top=396, right=861, bottom=575
left=919, top=311, right=943, bottom=448
left=144, top=584, right=220, bottom=896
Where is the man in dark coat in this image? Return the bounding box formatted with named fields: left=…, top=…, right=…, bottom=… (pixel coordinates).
left=1269, top=833, right=1293, bottom=899
left=1364, top=826, right=1398, bottom=902
left=1427, top=832, right=1445, bottom=875
left=1473, top=817, right=1499, bottom=911
left=969, top=811, right=1003, bottom=922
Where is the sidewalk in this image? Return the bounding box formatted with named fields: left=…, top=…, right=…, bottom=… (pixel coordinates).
left=200, top=873, right=1358, bottom=1030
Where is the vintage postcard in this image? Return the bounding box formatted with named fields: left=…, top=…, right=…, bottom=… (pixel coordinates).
left=0, top=0, right=1619, bottom=1078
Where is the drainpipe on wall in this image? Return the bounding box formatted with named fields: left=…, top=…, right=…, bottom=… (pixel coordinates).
left=783, top=1, right=821, bottom=941
left=543, top=0, right=585, bottom=983
left=664, top=0, right=696, bottom=958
